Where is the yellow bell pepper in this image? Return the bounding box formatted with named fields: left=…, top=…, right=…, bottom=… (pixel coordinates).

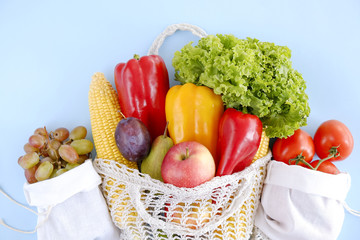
left=165, top=83, right=224, bottom=160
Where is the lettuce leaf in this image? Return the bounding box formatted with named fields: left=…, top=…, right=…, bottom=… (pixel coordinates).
left=172, top=34, right=310, bottom=138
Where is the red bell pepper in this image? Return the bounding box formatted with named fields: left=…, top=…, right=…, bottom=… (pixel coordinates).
left=216, top=108, right=262, bottom=176
left=114, top=54, right=169, bottom=141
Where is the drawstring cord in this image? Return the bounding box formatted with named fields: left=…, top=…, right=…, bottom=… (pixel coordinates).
left=343, top=201, right=360, bottom=217
left=0, top=187, right=52, bottom=234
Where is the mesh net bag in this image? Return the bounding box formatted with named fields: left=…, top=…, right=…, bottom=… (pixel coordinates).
left=91, top=23, right=272, bottom=239
left=93, top=151, right=271, bottom=240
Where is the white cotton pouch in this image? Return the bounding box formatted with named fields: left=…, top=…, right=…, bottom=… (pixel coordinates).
left=23, top=160, right=120, bottom=240
left=255, top=160, right=351, bottom=240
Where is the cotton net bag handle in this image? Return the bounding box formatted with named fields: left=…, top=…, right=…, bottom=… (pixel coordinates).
left=147, top=23, right=208, bottom=56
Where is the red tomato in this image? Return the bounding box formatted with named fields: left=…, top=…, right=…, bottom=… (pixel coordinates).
left=310, top=160, right=340, bottom=175
left=314, top=120, right=354, bottom=161
left=272, top=129, right=315, bottom=165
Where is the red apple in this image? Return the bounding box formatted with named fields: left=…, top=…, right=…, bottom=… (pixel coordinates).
left=161, top=141, right=215, bottom=188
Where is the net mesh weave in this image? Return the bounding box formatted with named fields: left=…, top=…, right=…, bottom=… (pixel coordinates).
left=93, top=152, right=271, bottom=240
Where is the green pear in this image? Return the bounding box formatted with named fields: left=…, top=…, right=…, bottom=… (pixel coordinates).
left=141, top=125, right=173, bottom=182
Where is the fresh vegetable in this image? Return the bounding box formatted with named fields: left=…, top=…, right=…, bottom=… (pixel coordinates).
left=115, top=55, right=169, bottom=142
left=309, top=160, right=340, bottom=175
left=314, top=120, right=354, bottom=161
left=272, top=129, right=315, bottom=166
left=88, top=72, right=137, bottom=169
left=172, top=34, right=310, bottom=138
left=165, top=82, right=224, bottom=160
left=115, top=116, right=151, bottom=163
left=216, top=108, right=262, bottom=176
left=252, top=130, right=270, bottom=163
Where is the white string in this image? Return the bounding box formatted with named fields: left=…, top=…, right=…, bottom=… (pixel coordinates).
left=0, top=187, right=53, bottom=234
left=147, top=23, right=208, bottom=56
left=0, top=188, right=38, bottom=215
left=343, top=201, right=360, bottom=217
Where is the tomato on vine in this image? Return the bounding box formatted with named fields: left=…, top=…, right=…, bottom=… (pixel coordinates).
left=314, top=120, right=354, bottom=161
left=309, top=160, right=340, bottom=175
left=272, top=129, right=315, bottom=166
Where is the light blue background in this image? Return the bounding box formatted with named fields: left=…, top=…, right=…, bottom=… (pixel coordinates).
left=1, top=0, right=359, bottom=239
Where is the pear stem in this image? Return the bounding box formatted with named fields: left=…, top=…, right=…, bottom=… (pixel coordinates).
left=163, top=121, right=169, bottom=138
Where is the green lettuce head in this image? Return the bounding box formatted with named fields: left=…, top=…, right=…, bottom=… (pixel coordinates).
left=172, top=34, right=310, bottom=138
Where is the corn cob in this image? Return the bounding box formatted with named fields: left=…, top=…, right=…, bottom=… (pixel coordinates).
left=252, top=130, right=270, bottom=163
left=88, top=72, right=137, bottom=169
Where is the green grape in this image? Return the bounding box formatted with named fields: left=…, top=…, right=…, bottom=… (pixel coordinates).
left=47, top=147, right=60, bottom=160
left=69, top=126, right=87, bottom=140
left=53, top=127, right=69, bottom=142
left=70, top=139, right=94, bottom=155
left=24, top=143, right=38, bottom=153
left=55, top=168, right=68, bottom=177
left=35, top=161, right=54, bottom=181
left=28, top=134, right=47, bottom=149
left=65, top=163, right=80, bottom=170
left=18, top=152, right=40, bottom=169
left=59, top=145, right=79, bottom=163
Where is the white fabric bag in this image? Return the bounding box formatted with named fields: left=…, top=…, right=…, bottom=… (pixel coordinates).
left=22, top=160, right=120, bottom=240
left=254, top=160, right=351, bottom=240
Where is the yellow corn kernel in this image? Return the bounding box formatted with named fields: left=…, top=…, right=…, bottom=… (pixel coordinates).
left=252, top=130, right=270, bottom=163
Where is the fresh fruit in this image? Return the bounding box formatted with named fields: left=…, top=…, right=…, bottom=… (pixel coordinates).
left=314, top=120, right=354, bottom=161
left=161, top=141, right=215, bottom=188
left=115, top=116, right=151, bottom=163
left=70, top=139, right=94, bottom=155
left=141, top=124, right=174, bottom=181
left=23, top=143, right=38, bottom=153
left=54, top=168, right=68, bottom=177
left=59, top=145, right=79, bottom=163
left=19, top=125, right=93, bottom=183
left=309, top=160, right=340, bottom=175
left=24, top=164, right=39, bottom=184
left=65, top=163, right=80, bottom=170
left=272, top=129, right=315, bottom=166
left=35, top=161, right=54, bottom=181
left=28, top=134, right=47, bottom=149
left=69, top=126, right=87, bottom=140
left=34, top=127, right=47, bottom=136
left=18, top=152, right=40, bottom=169
left=53, top=127, right=70, bottom=142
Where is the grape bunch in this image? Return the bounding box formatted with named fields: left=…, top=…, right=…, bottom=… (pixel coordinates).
left=18, top=126, right=94, bottom=184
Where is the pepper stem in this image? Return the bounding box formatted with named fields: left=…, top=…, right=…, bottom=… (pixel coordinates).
left=133, top=54, right=140, bottom=60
